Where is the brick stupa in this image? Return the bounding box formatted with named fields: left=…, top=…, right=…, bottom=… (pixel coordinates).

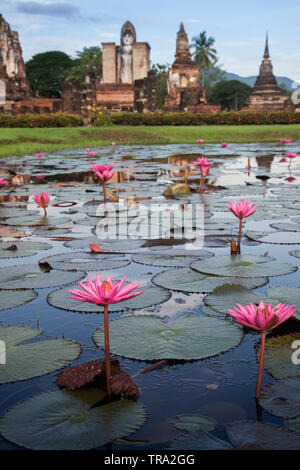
left=243, top=35, right=289, bottom=111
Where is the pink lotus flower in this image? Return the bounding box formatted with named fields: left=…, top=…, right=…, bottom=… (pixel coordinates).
left=0, top=178, right=8, bottom=185
left=285, top=176, right=296, bottom=183
left=226, top=200, right=258, bottom=219
left=88, top=151, right=96, bottom=157
left=285, top=152, right=297, bottom=159
left=33, top=192, right=50, bottom=215
left=69, top=274, right=142, bottom=396
left=69, top=274, right=142, bottom=306
left=221, top=142, right=228, bottom=148
left=112, top=142, right=116, bottom=146
left=226, top=200, right=257, bottom=252
left=228, top=300, right=296, bottom=398
left=36, top=175, right=45, bottom=179
left=35, top=153, right=45, bottom=158
left=120, top=138, right=127, bottom=142
left=197, top=139, right=204, bottom=144
left=92, top=164, right=114, bottom=201
left=89, top=243, right=103, bottom=252
left=193, top=157, right=213, bottom=192
left=86, top=148, right=90, bottom=153
left=279, top=158, right=287, bottom=163
left=280, top=139, right=292, bottom=144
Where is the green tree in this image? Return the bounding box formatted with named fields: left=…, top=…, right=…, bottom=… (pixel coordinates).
left=67, top=47, right=102, bottom=83
left=151, top=63, right=169, bottom=108
left=207, top=80, right=252, bottom=110
left=190, top=31, right=218, bottom=88
left=26, top=51, right=74, bottom=98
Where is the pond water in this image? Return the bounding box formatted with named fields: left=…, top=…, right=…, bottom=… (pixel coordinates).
left=0, top=142, right=299, bottom=450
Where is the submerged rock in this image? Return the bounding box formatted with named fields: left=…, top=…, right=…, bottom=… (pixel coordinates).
left=163, top=183, right=191, bottom=198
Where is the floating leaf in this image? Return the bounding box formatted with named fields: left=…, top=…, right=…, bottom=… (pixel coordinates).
left=64, top=237, right=145, bottom=251
left=0, top=388, right=146, bottom=450
left=259, top=378, right=300, bottom=418
left=246, top=231, right=300, bottom=244
left=260, top=332, right=300, bottom=379
left=284, top=417, right=300, bottom=434
left=152, top=268, right=268, bottom=293
left=226, top=420, right=300, bottom=450
left=0, top=241, right=52, bottom=259
left=266, top=286, right=300, bottom=321
left=0, top=289, right=37, bottom=311
left=132, top=250, right=214, bottom=268
left=0, top=265, right=84, bottom=289
left=0, top=326, right=81, bottom=383
left=48, top=284, right=171, bottom=313
left=168, top=431, right=232, bottom=450
left=169, top=414, right=218, bottom=432
left=204, top=284, right=266, bottom=316
left=3, top=215, right=71, bottom=227
left=39, top=252, right=130, bottom=271
left=92, top=315, right=243, bottom=361
left=191, top=255, right=297, bottom=278
left=290, top=250, right=300, bottom=259
left=270, top=222, right=300, bottom=232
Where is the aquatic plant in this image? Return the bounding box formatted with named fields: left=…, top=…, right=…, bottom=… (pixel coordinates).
left=226, top=200, right=257, bottom=252
left=33, top=192, right=50, bottom=216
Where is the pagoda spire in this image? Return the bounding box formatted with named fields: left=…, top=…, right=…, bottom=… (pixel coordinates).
left=264, top=32, right=270, bottom=59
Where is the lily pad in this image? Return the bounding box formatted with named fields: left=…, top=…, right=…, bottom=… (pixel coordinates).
left=0, top=241, right=52, bottom=259
left=191, top=255, right=297, bottom=278
left=266, top=286, right=300, bottom=321
left=0, top=265, right=84, bottom=289
left=204, top=284, right=266, bottom=316
left=64, top=237, right=145, bottom=252
left=246, top=231, right=300, bottom=244
left=47, top=284, right=171, bottom=313
left=0, top=326, right=81, bottom=383
left=259, top=378, right=300, bottom=418
left=290, top=250, right=300, bottom=259
left=169, top=414, right=218, bottom=433
left=152, top=268, right=268, bottom=293
left=39, top=252, right=130, bottom=271
left=0, top=289, right=37, bottom=311
left=226, top=420, right=300, bottom=450
left=132, top=250, right=214, bottom=268
left=284, top=417, right=300, bottom=434
left=260, top=332, right=300, bottom=379
left=92, top=315, right=243, bottom=361
left=0, top=388, right=146, bottom=450
left=3, top=215, right=71, bottom=227
left=270, top=222, right=300, bottom=232
left=168, top=431, right=232, bottom=450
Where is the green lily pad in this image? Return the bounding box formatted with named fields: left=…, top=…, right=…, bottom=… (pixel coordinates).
left=226, top=420, right=300, bottom=450
left=270, top=222, right=300, bottom=232
left=132, top=250, right=214, bottom=268
left=0, top=326, right=81, bottom=383
left=284, top=417, right=300, bottom=434
left=260, top=332, right=300, bottom=379
left=0, top=241, right=52, bottom=259
left=259, top=378, right=300, bottom=418
left=0, top=388, right=146, bottom=450
left=47, top=283, right=171, bottom=313
left=92, top=315, right=243, bottom=361
left=204, top=284, right=266, bottom=316
left=168, top=431, right=233, bottom=450
left=266, top=286, right=300, bottom=321
left=64, top=237, right=145, bottom=251
left=290, top=250, right=300, bottom=259
left=246, top=231, right=300, bottom=244
left=3, top=215, right=71, bottom=227
left=169, top=414, right=218, bottom=433
left=152, top=268, right=268, bottom=293
left=0, top=289, right=37, bottom=311
left=0, top=265, right=84, bottom=289
left=39, top=252, right=130, bottom=271
left=191, top=255, right=297, bottom=278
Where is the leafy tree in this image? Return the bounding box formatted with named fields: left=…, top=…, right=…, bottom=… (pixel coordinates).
left=67, top=47, right=102, bottom=83
left=190, top=31, right=218, bottom=88
left=207, top=80, right=252, bottom=110
left=26, top=51, right=74, bottom=98
left=151, top=63, right=169, bottom=108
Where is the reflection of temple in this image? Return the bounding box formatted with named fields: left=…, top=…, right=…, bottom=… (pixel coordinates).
left=97, top=21, right=156, bottom=112
left=164, top=23, right=220, bottom=113
left=243, top=36, right=290, bottom=111
left=255, top=154, right=275, bottom=171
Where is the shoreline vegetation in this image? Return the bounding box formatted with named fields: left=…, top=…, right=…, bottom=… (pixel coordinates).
left=0, top=124, right=299, bottom=157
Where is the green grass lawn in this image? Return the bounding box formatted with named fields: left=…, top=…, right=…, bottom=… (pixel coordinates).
left=0, top=124, right=299, bottom=157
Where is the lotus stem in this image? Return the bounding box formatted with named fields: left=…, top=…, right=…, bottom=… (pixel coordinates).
left=103, top=304, right=111, bottom=396
left=184, top=167, right=190, bottom=185
left=103, top=182, right=107, bottom=202
left=255, top=331, right=266, bottom=399
left=198, top=176, right=204, bottom=193
left=43, top=207, right=47, bottom=216
left=237, top=218, right=243, bottom=250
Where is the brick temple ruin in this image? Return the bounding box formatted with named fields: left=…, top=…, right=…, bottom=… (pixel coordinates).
left=164, top=23, right=219, bottom=112
left=0, top=14, right=298, bottom=117
left=243, top=35, right=290, bottom=111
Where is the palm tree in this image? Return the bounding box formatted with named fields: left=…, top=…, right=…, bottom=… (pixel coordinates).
left=190, top=31, right=218, bottom=88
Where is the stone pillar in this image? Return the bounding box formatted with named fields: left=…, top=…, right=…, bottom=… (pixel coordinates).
left=102, top=43, right=117, bottom=83
left=132, top=43, right=150, bottom=81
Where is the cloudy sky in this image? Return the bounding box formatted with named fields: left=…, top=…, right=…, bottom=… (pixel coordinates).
left=1, top=0, right=299, bottom=80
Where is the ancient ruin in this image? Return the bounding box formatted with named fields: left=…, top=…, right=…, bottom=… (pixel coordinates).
left=98, top=21, right=156, bottom=111
left=164, top=23, right=219, bottom=112
left=243, top=35, right=290, bottom=111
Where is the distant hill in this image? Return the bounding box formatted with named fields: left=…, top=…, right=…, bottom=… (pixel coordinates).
left=224, top=72, right=294, bottom=90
